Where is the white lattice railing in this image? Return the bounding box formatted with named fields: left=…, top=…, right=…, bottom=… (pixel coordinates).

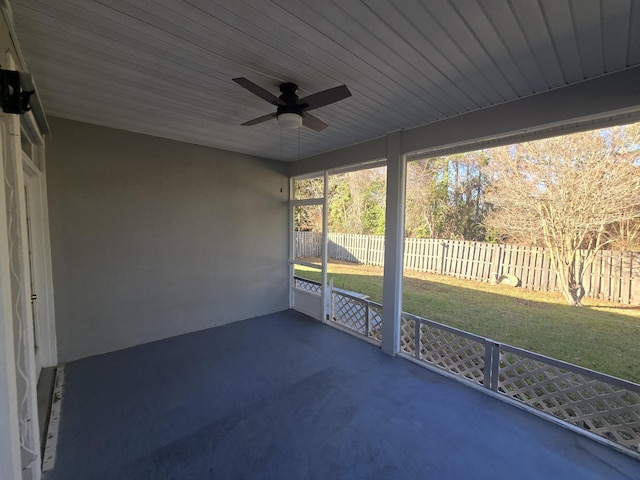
left=329, top=289, right=382, bottom=345
left=496, top=345, right=640, bottom=452
left=400, top=312, right=488, bottom=385
left=294, top=276, right=322, bottom=296
left=399, top=313, right=640, bottom=454
left=301, top=283, right=640, bottom=453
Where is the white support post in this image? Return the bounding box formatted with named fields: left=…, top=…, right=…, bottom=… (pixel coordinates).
left=321, top=171, right=329, bottom=322
left=0, top=119, right=23, bottom=480
left=288, top=177, right=294, bottom=309
left=381, top=132, right=406, bottom=355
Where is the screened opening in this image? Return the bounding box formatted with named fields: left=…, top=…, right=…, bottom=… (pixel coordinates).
left=400, top=121, right=640, bottom=385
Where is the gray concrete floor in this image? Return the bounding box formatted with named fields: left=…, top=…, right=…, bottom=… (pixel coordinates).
left=46, top=310, right=639, bottom=480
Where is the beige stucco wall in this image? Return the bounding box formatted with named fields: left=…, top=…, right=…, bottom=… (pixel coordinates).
left=46, top=117, right=289, bottom=362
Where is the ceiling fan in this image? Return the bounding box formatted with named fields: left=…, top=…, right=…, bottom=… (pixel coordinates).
left=233, top=77, right=351, bottom=131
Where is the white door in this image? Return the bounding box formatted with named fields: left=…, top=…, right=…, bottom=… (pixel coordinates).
left=290, top=174, right=329, bottom=321
left=23, top=173, right=42, bottom=378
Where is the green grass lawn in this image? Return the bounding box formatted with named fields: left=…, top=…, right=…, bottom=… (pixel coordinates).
left=295, top=261, right=640, bottom=384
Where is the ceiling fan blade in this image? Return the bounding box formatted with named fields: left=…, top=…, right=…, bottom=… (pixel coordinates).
left=241, top=113, right=276, bottom=126
left=299, top=85, right=351, bottom=111
left=302, top=112, right=328, bottom=131
left=233, top=78, right=283, bottom=105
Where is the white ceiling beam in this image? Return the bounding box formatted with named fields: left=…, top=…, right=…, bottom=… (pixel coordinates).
left=292, top=65, right=640, bottom=176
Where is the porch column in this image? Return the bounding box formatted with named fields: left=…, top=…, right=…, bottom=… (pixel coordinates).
left=0, top=115, right=25, bottom=480
left=381, top=132, right=406, bottom=355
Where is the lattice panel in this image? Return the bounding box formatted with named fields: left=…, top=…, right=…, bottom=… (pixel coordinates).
left=332, top=293, right=367, bottom=334
left=400, top=316, right=416, bottom=355
left=368, top=304, right=383, bottom=343
left=294, top=277, right=322, bottom=295
left=499, top=351, right=640, bottom=451
left=418, top=324, right=486, bottom=384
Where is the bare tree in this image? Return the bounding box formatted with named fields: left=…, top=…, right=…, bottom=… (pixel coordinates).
left=294, top=177, right=324, bottom=231
left=485, top=124, right=640, bottom=306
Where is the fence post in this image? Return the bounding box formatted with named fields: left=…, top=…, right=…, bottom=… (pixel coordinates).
left=414, top=319, right=420, bottom=360
left=490, top=343, right=500, bottom=392
left=365, top=301, right=370, bottom=337
left=328, top=277, right=334, bottom=323
left=365, top=235, right=371, bottom=265
left=440, top=241, right=448, bottom=275
left=489, top=244, right=498, bottom=285
left=493, top=244, right=503, bottom=281
left=483, top=341, right=492, bottom=388
left=632, top=253, right=640, bottom=305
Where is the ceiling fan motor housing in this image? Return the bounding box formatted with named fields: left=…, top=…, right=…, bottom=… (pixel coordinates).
left=277, top=83, right=305, bottom=116
left=278, top=82, right=299, bottom=102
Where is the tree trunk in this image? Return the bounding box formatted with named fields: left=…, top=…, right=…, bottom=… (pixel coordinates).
left=548, top=246, right=585, bottom=307
left=556, top=258, right=585, bottom=306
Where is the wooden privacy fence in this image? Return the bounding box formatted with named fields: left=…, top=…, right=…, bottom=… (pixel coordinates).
left=295, top=232, right=640, bottom=305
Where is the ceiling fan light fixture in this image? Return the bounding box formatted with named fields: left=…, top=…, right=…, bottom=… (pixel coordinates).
left=277, top=112, right=303, bottom=129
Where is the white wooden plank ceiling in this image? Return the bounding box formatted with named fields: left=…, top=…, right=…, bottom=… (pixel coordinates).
left=9, top=0, right=640, bottom=161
